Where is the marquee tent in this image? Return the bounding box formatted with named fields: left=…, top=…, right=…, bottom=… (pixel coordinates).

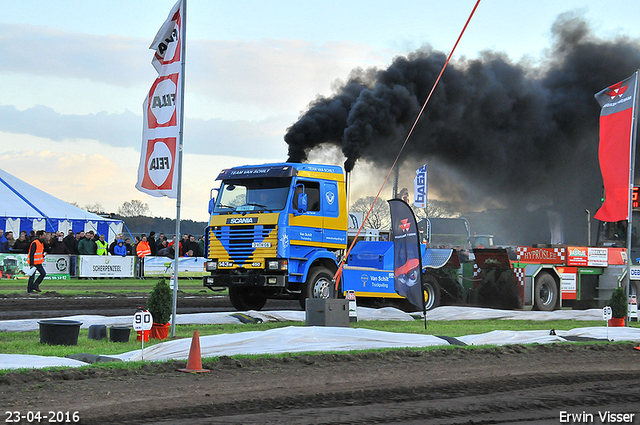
left=0, top=168, right=123, bottom=242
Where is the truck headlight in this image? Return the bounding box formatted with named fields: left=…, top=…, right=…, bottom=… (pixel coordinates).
left=206, top=261, right=218, bottom=271
left=267, top=260, right=288, bottom=271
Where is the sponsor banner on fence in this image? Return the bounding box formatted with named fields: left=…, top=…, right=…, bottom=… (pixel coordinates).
left=0, top=253, right=70, bottom=280
left=143, top=256, right=205, bottom=277
left=78, top=255, right=135, bottom=278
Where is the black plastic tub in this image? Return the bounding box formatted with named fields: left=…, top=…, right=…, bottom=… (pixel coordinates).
left=38, top=320, right=82, bottom=346
left=109, top=326, right=131, bottom=343
left=88, top=324, right=107, bottom=340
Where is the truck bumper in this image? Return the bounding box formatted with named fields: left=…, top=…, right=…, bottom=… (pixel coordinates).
left=203, top=272, right=287, bottom=288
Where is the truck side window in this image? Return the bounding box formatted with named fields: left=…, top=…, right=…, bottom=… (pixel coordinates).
left=292, top=181, right=320, bottom=212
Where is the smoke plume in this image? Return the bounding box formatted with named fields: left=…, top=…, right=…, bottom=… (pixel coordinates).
left=284, top=14, right=640, bottom=245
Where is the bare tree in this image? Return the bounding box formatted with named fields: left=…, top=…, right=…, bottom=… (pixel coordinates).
left=118, top=200, right=151, bottom=217
left=84, top=202, right=105, bottom=214
left=350, top=196, right=391, bottom=230
left=412, top=199, right=459, bottom=220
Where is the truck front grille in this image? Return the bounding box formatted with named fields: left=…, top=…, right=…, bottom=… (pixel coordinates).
left=208, top=224, right=277, bottom=265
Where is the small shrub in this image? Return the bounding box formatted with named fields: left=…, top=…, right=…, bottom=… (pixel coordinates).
left=610, top=286, right=627, bottom=319
left=147, top=278, right=172, bottom=324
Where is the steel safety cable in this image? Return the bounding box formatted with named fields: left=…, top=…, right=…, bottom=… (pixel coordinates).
left=334, top=0, right=482, bottom=289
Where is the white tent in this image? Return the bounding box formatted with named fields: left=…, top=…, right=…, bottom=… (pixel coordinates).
left=0, top=168, right=123, bottom=242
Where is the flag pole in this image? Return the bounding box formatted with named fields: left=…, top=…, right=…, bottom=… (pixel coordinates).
left=626, top=69, right=640, bottom=327
left=171, top=0, right=187, bottom=338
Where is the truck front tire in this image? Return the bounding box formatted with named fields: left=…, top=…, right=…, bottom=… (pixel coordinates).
left=300, top=267, right=335, bottom=309
left=533, top=272, right=558, bottom=311
left=229, top=287, right=268, bottom=311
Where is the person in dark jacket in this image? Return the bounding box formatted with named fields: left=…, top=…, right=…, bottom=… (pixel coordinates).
left=78, top=231, right=97, bottom=255
left=63, top=230, right=78, bottom=254
left=124, top=238, right=133, bottom=256
left=50, top=232, right=70, bottom=254
left=11, top=231, right=30, bottom=254
left=148, top=231, right=158, bottom=256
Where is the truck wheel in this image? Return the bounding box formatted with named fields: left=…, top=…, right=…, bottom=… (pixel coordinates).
left=533, top=272, right=558, bottom=311
left=228, top=287, right=267, bottom=311
left=299, top=267, right=335, bottom=309
left=423, top=274, right=441, bottom=311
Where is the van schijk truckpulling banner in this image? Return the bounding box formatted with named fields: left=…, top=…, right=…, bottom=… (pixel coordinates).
left=594, top=72, right=638, bottom=222
left=136, top=0, right=184, bottom=198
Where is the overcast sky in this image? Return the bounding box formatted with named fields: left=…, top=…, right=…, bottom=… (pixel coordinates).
left=1, top=0, right=639, bottom=222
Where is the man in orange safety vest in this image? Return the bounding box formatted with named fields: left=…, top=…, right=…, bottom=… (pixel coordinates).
left=27, top=230, right=47, bottom=293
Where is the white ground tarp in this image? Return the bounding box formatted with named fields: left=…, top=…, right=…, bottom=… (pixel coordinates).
left=0, top=307, right=415, bottom=333
left=425, top=306, right=605, bottom=321
left=111, top=326, right=450, bottom=362
left=0, top=354, right=88, bottom=369
left=3, top=306, right=640, bottom=370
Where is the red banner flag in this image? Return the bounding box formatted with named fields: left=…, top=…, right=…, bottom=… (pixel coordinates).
left=136, top=0, right=184, bottom=198
left=594, top=72, right=638, bottom=222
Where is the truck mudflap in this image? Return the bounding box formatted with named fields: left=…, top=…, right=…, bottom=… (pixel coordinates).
left=422, top=248, right=458, bottom=270
left=469, top=248, right=523, bottom=309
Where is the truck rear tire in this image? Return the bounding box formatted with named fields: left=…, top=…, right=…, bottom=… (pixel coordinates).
left=229, top=287, right=268, bottom=311
left=300, top=267, right=335, bottom=309
left=533, top=272, right=558, bottom=311
left=423, top=274, right=441, bottom=311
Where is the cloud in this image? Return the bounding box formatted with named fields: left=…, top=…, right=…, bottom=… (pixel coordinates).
left=0, top=23, right=150, bottom=87
left=0, top=104, right=290, bottom=159
left=0, top=133, right=284, bottom=221
left=0, top=23, right=388, bottom=116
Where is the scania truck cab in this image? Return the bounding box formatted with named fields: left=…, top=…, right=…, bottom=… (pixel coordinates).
left=202, top=163, right=347, bottom=310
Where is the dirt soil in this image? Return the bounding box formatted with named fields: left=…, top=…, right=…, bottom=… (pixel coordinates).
left=2, top=296, right=640, bottom=424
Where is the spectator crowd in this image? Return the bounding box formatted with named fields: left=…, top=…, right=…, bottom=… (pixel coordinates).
left=0, top=229, right=206, bottom=258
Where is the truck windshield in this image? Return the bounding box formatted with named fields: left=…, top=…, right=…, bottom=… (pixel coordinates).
left=214, top=178, right=291, bottom=212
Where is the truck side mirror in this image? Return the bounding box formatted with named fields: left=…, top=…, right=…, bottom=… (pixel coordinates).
left=297, top=193, right=308, bottom=214
left=208, top=188, right=219, bottom=214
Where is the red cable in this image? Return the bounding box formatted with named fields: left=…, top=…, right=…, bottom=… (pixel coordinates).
left=334, top=0, right=482, bottom=290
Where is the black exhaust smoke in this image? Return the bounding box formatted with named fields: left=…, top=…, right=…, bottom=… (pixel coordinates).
left=284, top=14, right=640, bottom=244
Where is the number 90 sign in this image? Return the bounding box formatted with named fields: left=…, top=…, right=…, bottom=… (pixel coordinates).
left=133, top=310, right=154, bottom=331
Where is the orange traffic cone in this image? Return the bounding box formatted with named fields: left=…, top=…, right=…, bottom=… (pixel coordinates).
left=178, top=330, right=210, bottom=373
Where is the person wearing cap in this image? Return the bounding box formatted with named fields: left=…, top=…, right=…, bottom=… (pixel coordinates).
left=27, top=230, right=47, bottom=293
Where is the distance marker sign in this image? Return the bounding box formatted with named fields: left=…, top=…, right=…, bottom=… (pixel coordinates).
left=133, top=310, right=154, bottom=331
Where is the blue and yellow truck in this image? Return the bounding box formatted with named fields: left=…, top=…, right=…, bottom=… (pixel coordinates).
left=202, top=162, right=521, bottom=312
left=202, top=163, right=348, bottom=310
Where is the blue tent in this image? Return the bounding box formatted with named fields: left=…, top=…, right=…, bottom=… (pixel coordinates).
left=0, top=168, right=123, bottom=242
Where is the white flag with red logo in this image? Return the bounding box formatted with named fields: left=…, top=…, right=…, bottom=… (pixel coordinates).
left=136, top=0, right=184, bottom=198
